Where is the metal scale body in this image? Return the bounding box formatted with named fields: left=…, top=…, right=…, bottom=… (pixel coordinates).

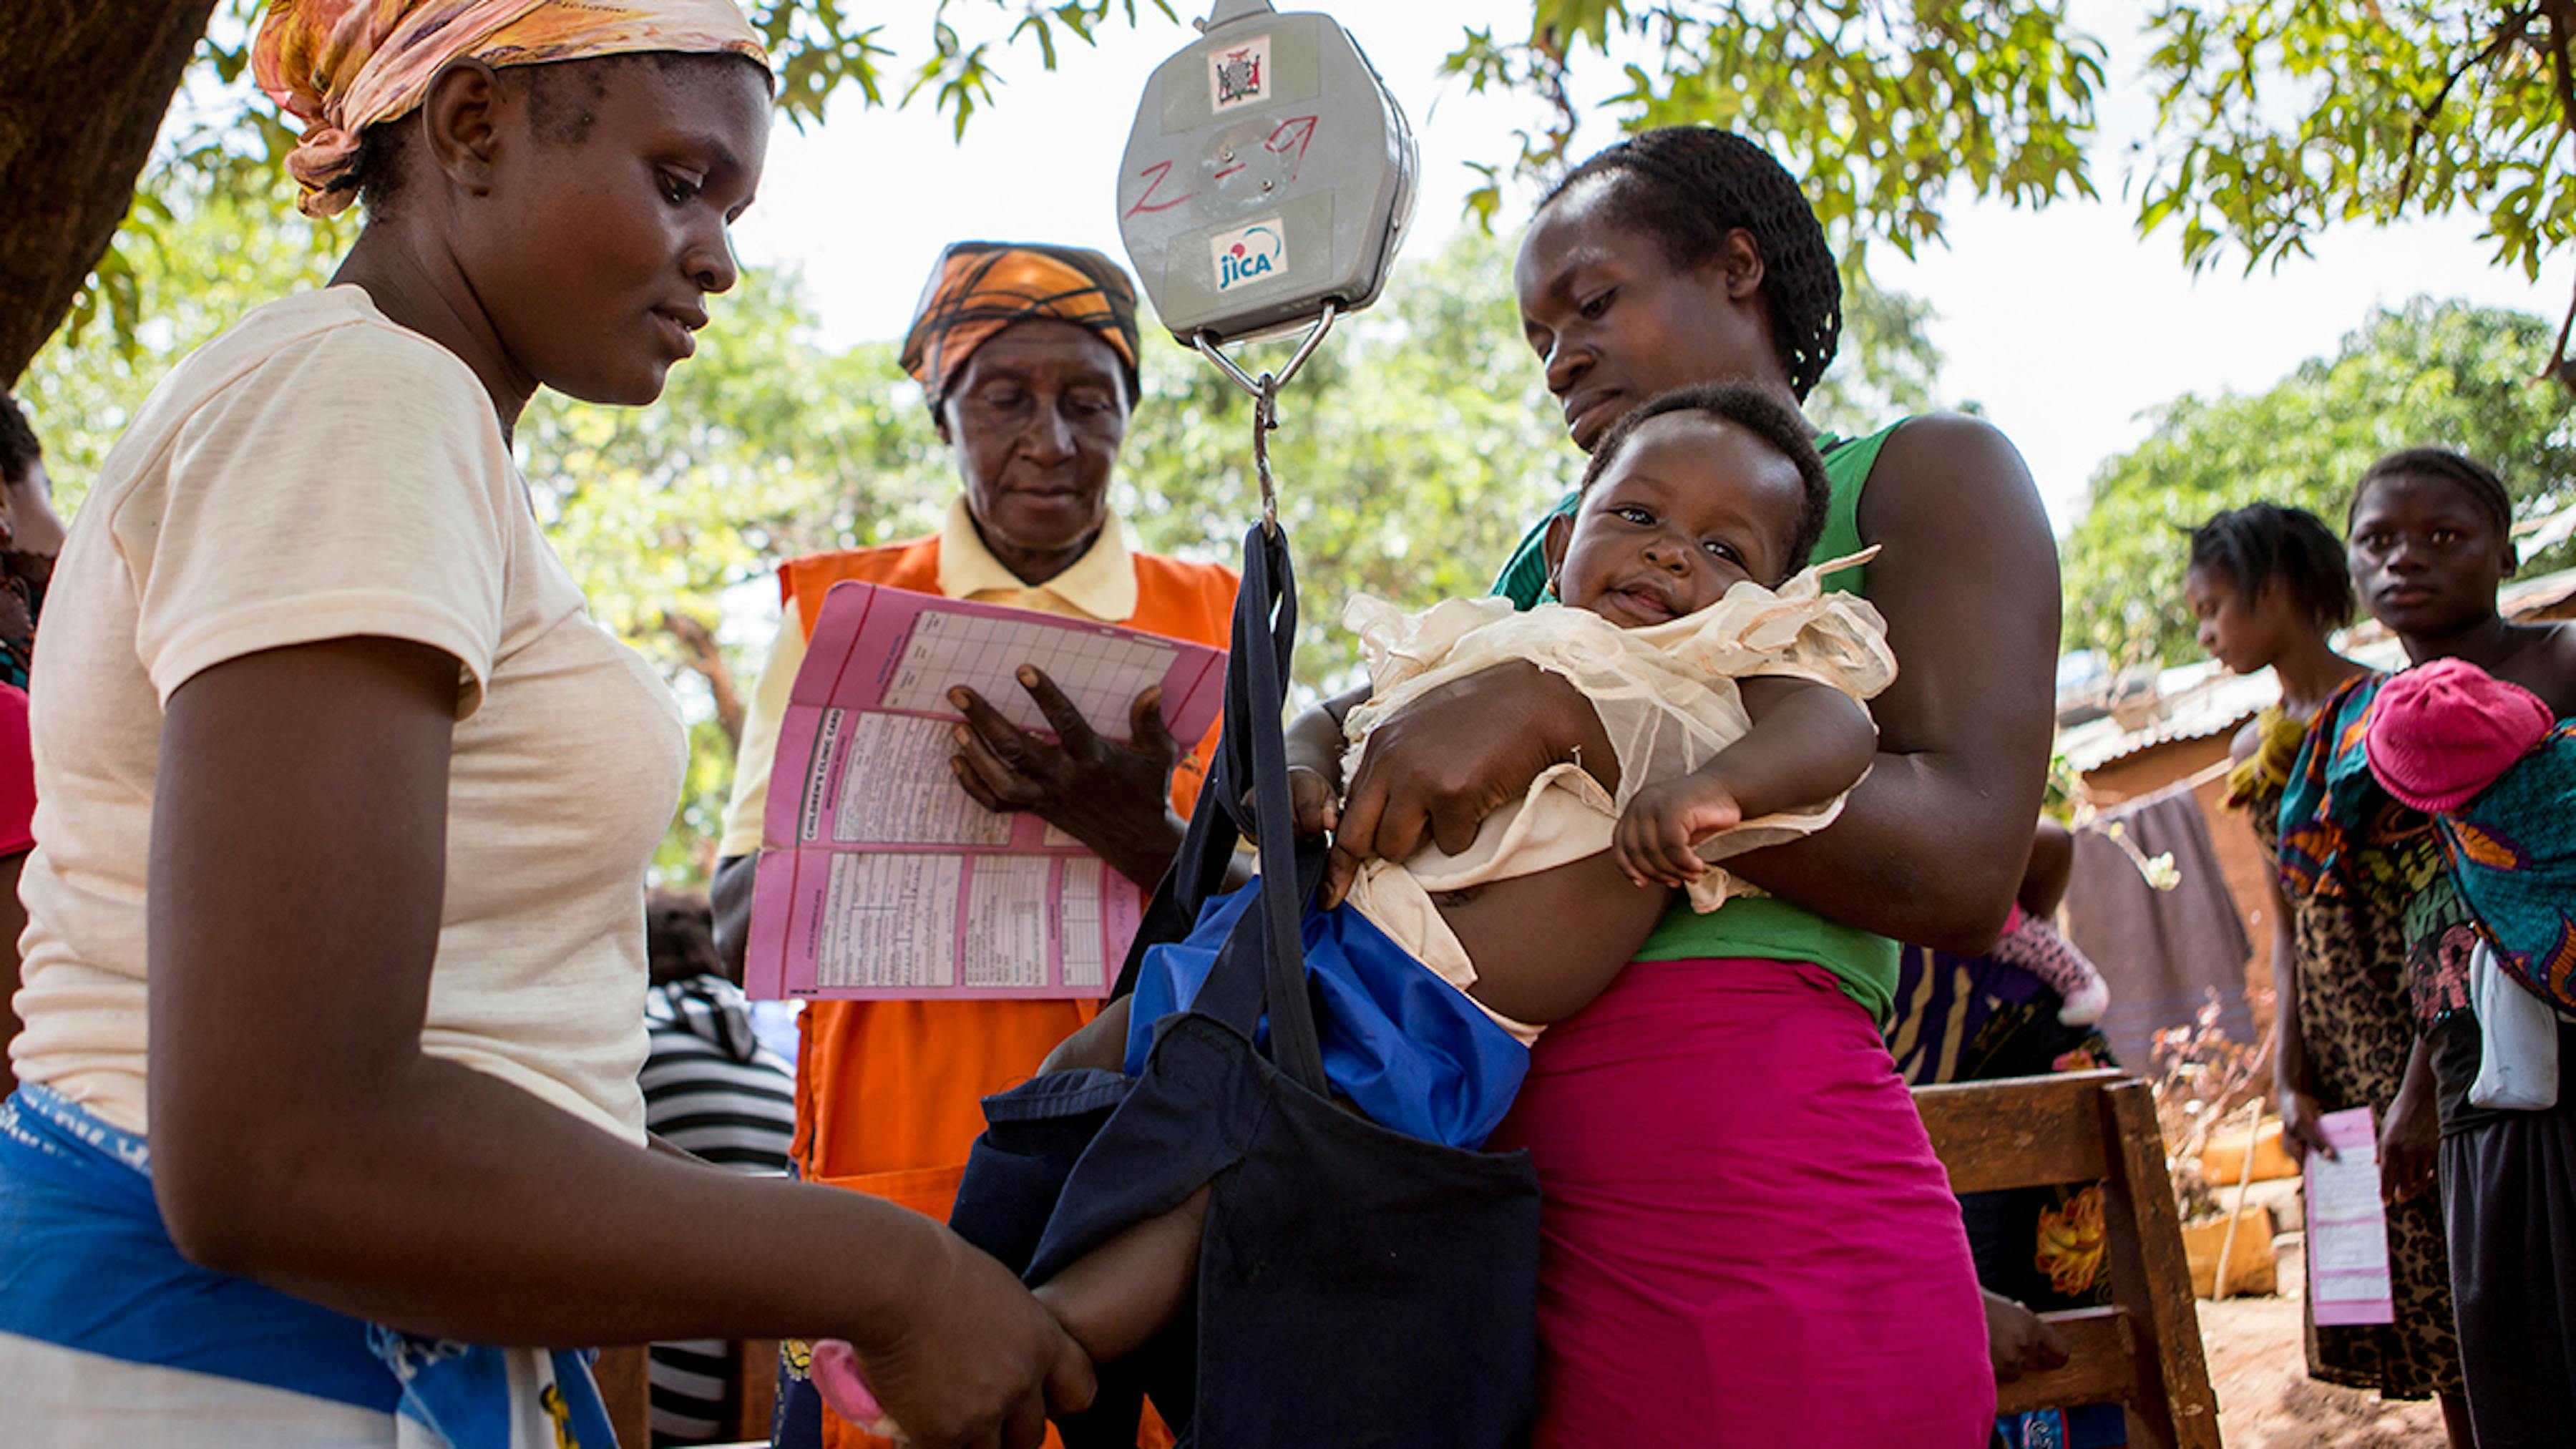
left=1115, top=0, right=1418, bottom=350
left=1114, top=0, right=1419, bottom=525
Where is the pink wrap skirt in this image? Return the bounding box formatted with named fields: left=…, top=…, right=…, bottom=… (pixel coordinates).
left=1488, top=956, right=1994, bottom=1446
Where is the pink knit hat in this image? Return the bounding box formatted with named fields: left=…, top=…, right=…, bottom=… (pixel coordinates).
left=2366, top=658, right=2555, bottom=813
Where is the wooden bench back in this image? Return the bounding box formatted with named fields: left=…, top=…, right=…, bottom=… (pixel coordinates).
left=595, top=1337, right=780, bottom=1448
left=1913, top=1069, right=2220, bottom=1449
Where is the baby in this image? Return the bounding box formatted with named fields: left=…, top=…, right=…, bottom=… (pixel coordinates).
left=2365, top=656, right=2576, bottom=1017
left=810, top=382, right=1897, bottom=1430
left=1106, top=381, right=1895, bottom=1139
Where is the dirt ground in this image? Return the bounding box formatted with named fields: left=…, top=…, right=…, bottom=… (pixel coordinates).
left=2197, top=1236, right=2449, bottom=1448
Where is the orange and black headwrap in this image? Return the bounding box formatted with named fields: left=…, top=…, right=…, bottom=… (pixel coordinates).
left=899, top=242, right=1142, bottom=410
left=253, top=0, right=770, bottom=218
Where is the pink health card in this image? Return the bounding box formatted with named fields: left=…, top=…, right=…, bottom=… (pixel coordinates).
left=2305, top=1106, right=2396, bottom=1326
left=745, top=582, right=1226, bottom=1001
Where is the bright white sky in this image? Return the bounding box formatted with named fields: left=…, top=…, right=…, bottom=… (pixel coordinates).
left=727, top=1, right=2569, bottom=535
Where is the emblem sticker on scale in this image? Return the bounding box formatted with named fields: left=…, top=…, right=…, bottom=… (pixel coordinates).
left=1209, top=35, right=1271, bottom=111
left=1211, top=220, right=1287, bottom=293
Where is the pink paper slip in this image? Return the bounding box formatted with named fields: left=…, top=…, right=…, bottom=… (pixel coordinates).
left=745, top=582, right=1226, bottom=1001
left=2306, top=1106, right=2396, bottom=1326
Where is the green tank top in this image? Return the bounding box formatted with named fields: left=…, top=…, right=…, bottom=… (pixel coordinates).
left=1487, top=421, right=1906, bottom=1023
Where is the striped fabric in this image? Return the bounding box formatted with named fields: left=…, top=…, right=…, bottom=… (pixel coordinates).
left=643, top=975, right=796, bottom=1171
left=641, top=975, right=794, bottom=1443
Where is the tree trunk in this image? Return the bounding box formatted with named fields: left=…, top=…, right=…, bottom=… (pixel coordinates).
left=0, top=0, right=220, bottom=389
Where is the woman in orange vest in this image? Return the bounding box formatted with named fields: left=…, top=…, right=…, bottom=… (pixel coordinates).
left=711, top=242, right=1233, bottom=1449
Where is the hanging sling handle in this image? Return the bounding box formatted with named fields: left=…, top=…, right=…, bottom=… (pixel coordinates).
left=1110, top=517, right=1330, bottom=1098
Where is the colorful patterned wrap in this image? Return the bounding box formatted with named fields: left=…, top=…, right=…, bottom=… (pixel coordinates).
left=2274, top=673, right=2391, bottom=903
left=2420, top=726, right=2576, bottom=1013
left=2275, top=673, right=2491, bottom=1027
left=2347, top=659, right=2576, bottom=1014
left=253, top=0, right=770, bottom=217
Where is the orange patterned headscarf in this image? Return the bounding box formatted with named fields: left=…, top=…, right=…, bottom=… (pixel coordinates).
left=253, top=0, right=769, bottom=218
left=899, top=242, right=1143, bottom=409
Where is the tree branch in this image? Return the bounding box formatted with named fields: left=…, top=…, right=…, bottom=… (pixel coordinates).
left=2545, top=0, right=2576, bottom=151
left=661, top=611, right=743, bottom=751
left=2537, top=1, right=2576, bottom=391
left=2396, top=3, right=2539, bottom=208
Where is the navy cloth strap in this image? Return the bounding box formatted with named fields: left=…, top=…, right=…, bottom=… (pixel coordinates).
left=1113, top=519, right=1329, bottom=1096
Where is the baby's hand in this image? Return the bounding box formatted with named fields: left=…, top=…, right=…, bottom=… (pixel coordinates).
left=1612, top=775, right=1745, bottom=889
left=807, top=1340, right=902, bottom=1438
left=1289, top=765, right=1340, bottom=839
left=1241, top=766, right=1338, bottom=839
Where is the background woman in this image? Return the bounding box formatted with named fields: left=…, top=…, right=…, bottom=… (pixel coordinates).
left=0, top=392, right=62, bottom=1101
left=0, top=8, right=1085, bottom=1446
left=2338, top=449, right=2576, bottom=1449
left=2190, top=502, right=2469, bottom=1442
left=1312, top=126, right=2053, bottom=1446
left=709, top=241, right=1234, bottom=1449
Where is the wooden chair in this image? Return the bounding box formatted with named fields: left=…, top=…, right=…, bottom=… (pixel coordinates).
left=594, top=1337, right=781, bottom=1448
left=1912, top=1068, right=2221, bottom=1449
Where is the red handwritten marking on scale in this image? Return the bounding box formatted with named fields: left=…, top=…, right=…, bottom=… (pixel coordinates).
left=1126, top=160, right=1195, bottom=218
left=1267, top=116, right=1319, bottom=180
left=1123, top=117, right=1318, bottom=219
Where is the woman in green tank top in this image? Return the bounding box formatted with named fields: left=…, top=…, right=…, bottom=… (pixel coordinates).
left=1307, top=128, right=2060, bottom=1445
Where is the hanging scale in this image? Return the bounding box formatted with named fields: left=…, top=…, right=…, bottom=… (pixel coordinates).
left=1114, top=0, right=1419, bottom=530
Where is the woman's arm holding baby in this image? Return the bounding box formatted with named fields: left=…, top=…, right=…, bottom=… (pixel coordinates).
left=1612, top=675, right=1878, bottom=889
left=1297, top=674, right=1869, bottom=1027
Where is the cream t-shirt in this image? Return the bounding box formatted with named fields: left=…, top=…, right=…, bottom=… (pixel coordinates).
left=9, top=286, right=687, bottom=1143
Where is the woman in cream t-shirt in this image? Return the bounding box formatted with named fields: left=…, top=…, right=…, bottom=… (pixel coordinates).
left=0, top=5, right=1088, bottom=1448
left=14, top=285, right=691, bottom=1145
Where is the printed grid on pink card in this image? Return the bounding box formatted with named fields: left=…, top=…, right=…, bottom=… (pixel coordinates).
left=745, top=583, right=1226, bottom=1002
left=882, top=610, right=1178, bottom=741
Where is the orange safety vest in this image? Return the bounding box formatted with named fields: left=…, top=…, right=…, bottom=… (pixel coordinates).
left=776, top=536, right=1232, bottom=1449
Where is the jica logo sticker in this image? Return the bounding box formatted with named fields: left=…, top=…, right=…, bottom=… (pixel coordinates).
left=1211, top=220, right=1287, bottom=293
left=1209, top=35, right=1270, bottom=111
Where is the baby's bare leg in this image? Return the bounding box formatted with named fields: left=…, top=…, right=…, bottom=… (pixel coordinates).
left=1033, top=1184, right=1212, bottom=1364
left=1438, top=852, right=1673, bottom=1026
left=1040, top=995, right=1133, bottom=1075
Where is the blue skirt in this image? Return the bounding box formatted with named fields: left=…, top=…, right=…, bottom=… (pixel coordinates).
left=0, top=1084, right=613, bottom=1448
